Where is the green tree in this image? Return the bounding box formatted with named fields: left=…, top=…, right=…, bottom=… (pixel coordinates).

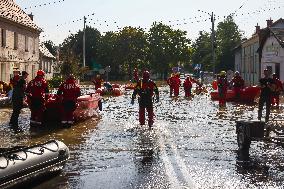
left=116, top=27, right=148, bottom=79
left=148, top=22, right=191, bottom=79
left=60, top=26, right=101, bottom=68
left=59, top=23, right=192, bottom=80
left=59, top=51, right=88, bottom=78
left=97, top=31, right=120, bottom=80
left=215, top=16, right=242, bottom=72
left=191, top=31, right=212, bottom=71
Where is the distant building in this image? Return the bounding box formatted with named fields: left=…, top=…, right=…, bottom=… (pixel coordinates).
left=257, top=18, right=284, bottom=80
left=234, top=18, right=284, bottom=85
left=0, top=0, right=42, bottom=83
left=39, top=43, right=56, bottom=80
left=234, top=25, right=261, bottom=86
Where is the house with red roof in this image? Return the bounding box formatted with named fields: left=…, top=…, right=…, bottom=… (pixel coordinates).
left=0, top=0, right=42, bottom=82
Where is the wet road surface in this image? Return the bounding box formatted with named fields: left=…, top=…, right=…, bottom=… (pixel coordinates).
left=1, top=86, right=284, bottom=188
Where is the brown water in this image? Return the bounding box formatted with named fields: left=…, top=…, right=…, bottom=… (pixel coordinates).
left=1, top=87, right=284, bottom=189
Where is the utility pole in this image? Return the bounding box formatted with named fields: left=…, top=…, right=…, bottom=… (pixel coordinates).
left=83, top=16, right=86, bottom=67
left=211, top=12, right=216, bottom=76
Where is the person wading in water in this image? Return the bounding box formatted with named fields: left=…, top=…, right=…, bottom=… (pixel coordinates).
left=131, top=71, right=159, bottom=128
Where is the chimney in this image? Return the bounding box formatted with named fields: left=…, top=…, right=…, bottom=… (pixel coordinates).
left=28, top=13, right=34, bottom=21
left=255, top=23, right=260, bottom=34
left=266, top=18, right=273, bottom=27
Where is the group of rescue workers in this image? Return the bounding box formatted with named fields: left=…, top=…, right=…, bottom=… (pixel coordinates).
left=167, top=73, right=207, bottom=98
left=8, top=69, right=81, bottom=127
left=4, top=65, right=284, bottom=129
left=130, top=68, right=284, bottom=127
left=215, top=69, right=283, bottom=122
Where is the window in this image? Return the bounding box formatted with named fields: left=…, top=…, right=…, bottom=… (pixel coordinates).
left=45, top=62, right=48, bottom=72
left=1, top=63, right=6, bottom=81
left=32, top=65, right=35, bottom=79
left=32, top=38, right=35, bottom=54
left=25, top=36, right=29, bottom=52
left=43, top=62, right=45, bottom=72
left=25, top=65, right=28, bottom=72
left=1, top=29, right=6, bottom=47
left=14, top=32, right=18, bottom=50
left=49, top=62, right=52, bottom=73
left=45, top=62, right=47, bottom=72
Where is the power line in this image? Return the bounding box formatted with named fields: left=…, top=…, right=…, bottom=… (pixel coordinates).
left=55, top=13, right=96, bottom=27
left=230, top=0, right=250, bottom=16
left=24, top=0, right=66, bottom=10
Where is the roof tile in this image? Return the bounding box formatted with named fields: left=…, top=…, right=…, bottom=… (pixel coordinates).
left=40, top=43, right=56, bottom=59
left=0, top=0, right=41, bottom=31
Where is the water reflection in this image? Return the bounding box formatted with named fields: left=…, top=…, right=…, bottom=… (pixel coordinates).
left=1, top=86, right=284, bottom=188
left=236, top=150, right=270, bottom=187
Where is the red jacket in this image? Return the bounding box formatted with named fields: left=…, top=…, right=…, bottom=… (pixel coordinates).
left=167, top=77, right=174, bottom=86
left=171, top=76, right=181, bottom=87
left=26, top=76, right=49, bottom=99
left=133, top=79, right=159, bottom=98
left=232, top=76, right=244, bottom=88
left=273, top=78, right=283, bottom=93
left=57, top=78, right=81, bottom=101
left=10, top=75, right=20, bottom=88
left=183, top=79, right=192, bottom=89
left=217, top=76, right=228, bottom=92
left=93, top=78, right=103, bottom=90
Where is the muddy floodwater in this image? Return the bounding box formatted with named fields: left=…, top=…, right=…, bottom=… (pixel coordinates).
left=1, top=86, right=284, bottom=189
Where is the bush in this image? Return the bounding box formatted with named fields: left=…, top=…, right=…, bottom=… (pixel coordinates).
left=48, top=77, right=63, bottom=89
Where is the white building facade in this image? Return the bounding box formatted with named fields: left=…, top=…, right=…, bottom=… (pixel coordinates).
left=0, top=0, right=41, bottom=83
left=259, top=20, right=284, bottom=80
left=261, top=37, right=284, bottom=79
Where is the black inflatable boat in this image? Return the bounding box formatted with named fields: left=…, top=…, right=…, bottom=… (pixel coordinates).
left=0, top=140, right=69, bottom=188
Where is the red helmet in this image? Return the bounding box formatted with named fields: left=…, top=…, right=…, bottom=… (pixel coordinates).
left=37, top=70, right=45, bottom=76
left=143, top=71, right=150, bottom=80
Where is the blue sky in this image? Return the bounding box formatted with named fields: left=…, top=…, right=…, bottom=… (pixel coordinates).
left=15, top=0, right=284, bottom=45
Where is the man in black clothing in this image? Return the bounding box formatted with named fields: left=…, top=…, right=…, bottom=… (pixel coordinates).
left=258, top=69, right=275, bottom=122
left=9, top=71, right=29, bottom=126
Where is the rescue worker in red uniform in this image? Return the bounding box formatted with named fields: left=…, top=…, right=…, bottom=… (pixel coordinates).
left=231, top=71, right=244, bottom=99
left=92, top=75, right=103, bottom=90
left=183, top=76, right=192, bottom=97
left=172, top=73, right=181, bottom=97
left=131, top=71, right=159, bottom=128
left=26, top=70, right=49, bottom=125
left=167, top=74, right=174, bottom=97
left=271, top=73, right=283, bottom=108
left=57, top=74, right=81, bottom=126
left=217, top=71, right=228, bottom=107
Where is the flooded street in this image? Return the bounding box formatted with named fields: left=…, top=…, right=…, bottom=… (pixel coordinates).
left=1, top=86, right=284, bottom=188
